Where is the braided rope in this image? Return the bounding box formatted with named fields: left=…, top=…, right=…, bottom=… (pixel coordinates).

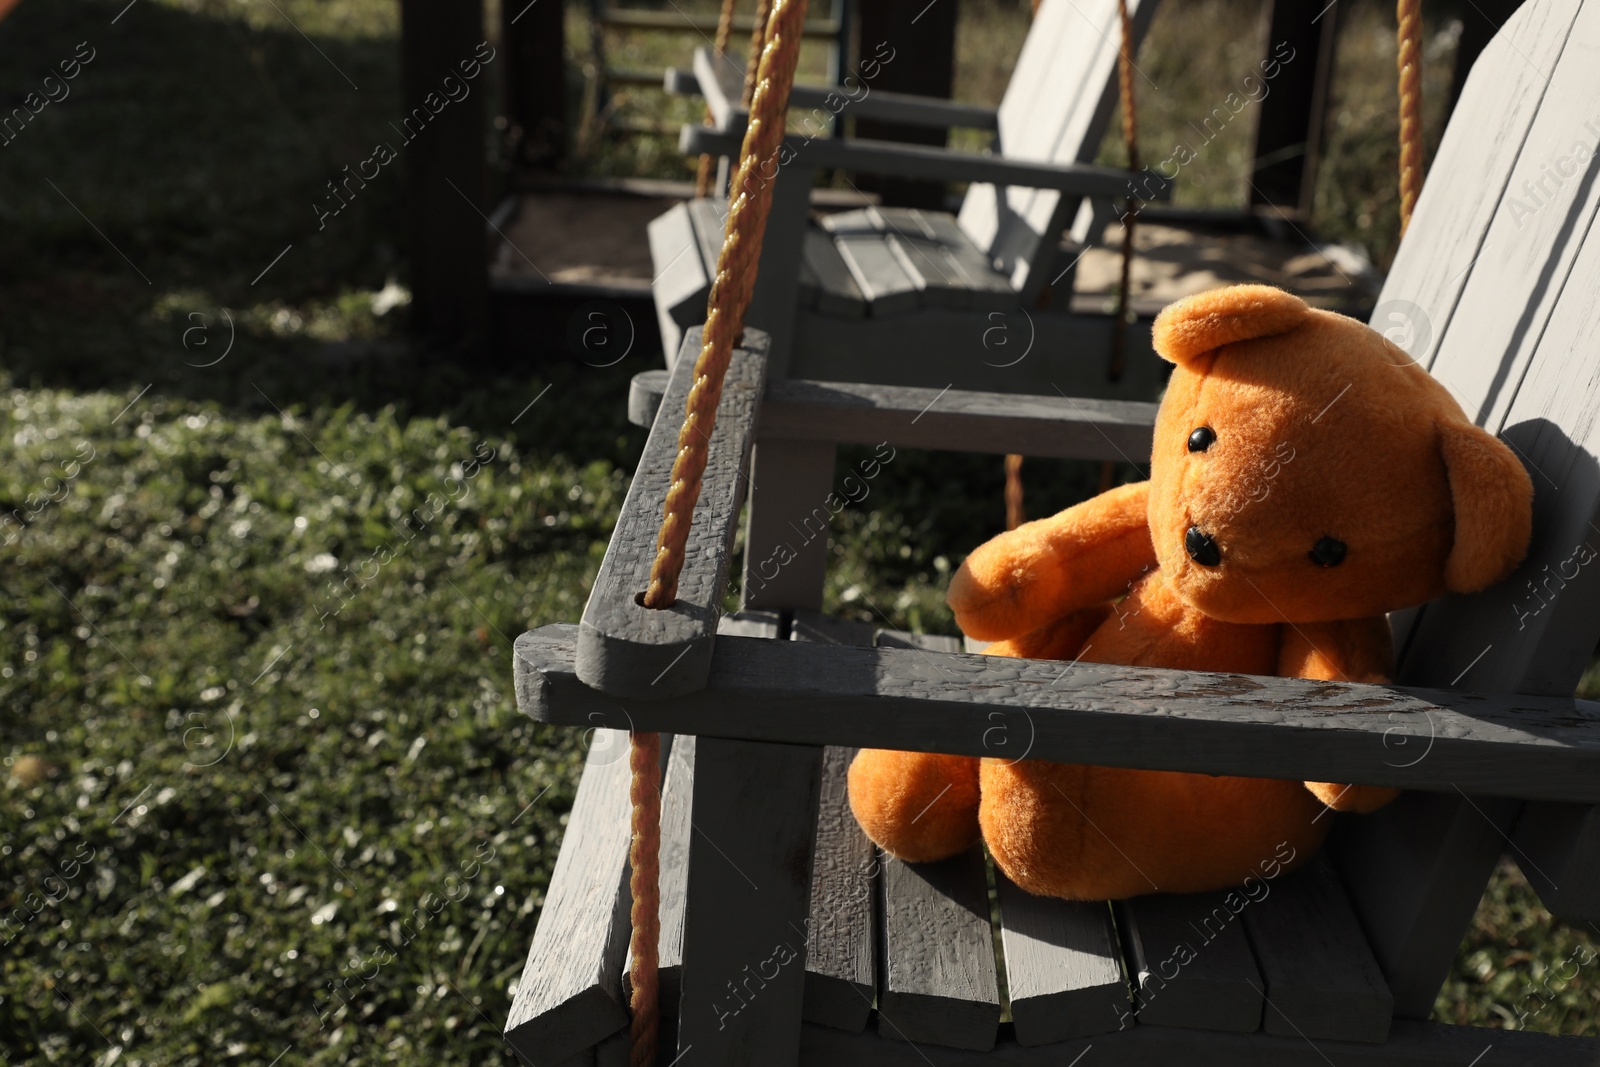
left=1109, top=0, right=1140, bottom=384
left=693, top=0, right=745, bottom=197
left=1396, top=0, right=1424, bottom=234
left=626, top=4, right=810, bottom=1065
left=644, top=0, right=809, bottom=610
left=626, top=730, right=662, bottom=1067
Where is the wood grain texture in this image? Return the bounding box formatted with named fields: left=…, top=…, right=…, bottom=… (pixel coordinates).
left=1240, top=856, right=1393, bottom=1043
left=831, top=231, right=922, bottom=316
left=802, top=231, right=868, bottom=318
left=802, top=746, right=878, bottom=1032
left=517, top=625, right=1600, bottom=802
left=1374, top=0, right=1581, bottom=369
left=676, top=737, right=823, bottom=1067
left=574, top=327, right=767, bottom=699
left=995, top=874, right=1129, bottom=1045
left=877, top=847, right=1001, bottom=1051
left=798, top=1017, right=1600, bottom=1066
left=504, top=730, right=633, bottom=1065
left=1116, top=891, right=1263, bottom=1033
left=624, top=371, right=1158, bottom=461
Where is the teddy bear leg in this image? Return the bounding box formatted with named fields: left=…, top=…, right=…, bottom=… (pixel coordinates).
left=1304, top=781, right=1401, bottom=813
left=848, top=749, right=981, bottom=863
left=981, top=759, right=1331, bottom=899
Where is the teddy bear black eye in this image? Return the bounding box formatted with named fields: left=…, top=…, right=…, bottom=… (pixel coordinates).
left=1309, top=536, right=1347, bottom=568
left=1187, top=426, right=1215, bottom=453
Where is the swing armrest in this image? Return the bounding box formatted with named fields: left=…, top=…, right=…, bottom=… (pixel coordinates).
left=667, top=48, right=999, bottom=132
left=517, top=624, right=1600, bottom=804
left=627, top=372, right=1159, bottom=463
left=681, top=123, right=1171, bottom=201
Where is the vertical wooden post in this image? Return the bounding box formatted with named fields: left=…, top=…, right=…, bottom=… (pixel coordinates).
left=398, top=0, right=491, bottom=349
left=503, top=0, right=568, bottom=172
left=851, top=0, right=959, bottom=210
left=741, top=441, right=837, bottom=614
left=1248, top=0, right=1340, bottom=216
left=676, top=738, right=823, bottom=1066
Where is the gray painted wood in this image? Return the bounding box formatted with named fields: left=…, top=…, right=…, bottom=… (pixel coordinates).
left=648, top=203, right=712, bottom=333
left=741, top=439, right=837, bottom=613
left=1333, top=0, right=1600, bottom=1018
left=957, top=0, right=1160, bottom=297
left=906, top=209, right=1016, bottom=312
left=877, top=847, right=1001, bottom=1051
left=789, top=608, right=877, bottom=648
left=1374, top=0, right=1583, bottom=369
left=574, top=327, right=767, bottom=699
left=654, top=732, right=694, bottom=1054
left=1240, top=855, right=1393, bottom=1043
left=801, top=746, right=878, bottom=1032
left=1331, top=792, right=1521, bottom=1020
left=787, top=84, right=999, bottom=131
left=625, top=371, right=1157, bottom=462
left=692, top=45, right=744, bottom=130
left=592, top=1029, right=627, bottom=1067
left=874, top=630, right=962, bottom=654
left=676, top=737, right=823, bottom=1067
left=1513, top=801, right=1600, bottom=923
left=686, top=197, right=730, bottom=285
left=680, top=124, right=1169, bottom=204
left=797, top=1016, right=1600, bottom=1066
left=648, top=615, right=781, bottom=1052
left=994, top=874, right=1129, bottom=1045
left=741, top=149, right=813, bottom=379
left=801, top=232, right=868, bottom=318
left=1116, top=891, right=1263, bottom=1033
left=831, top=231, right=922, bottom=316
left=504, top=729, right=633, bottom=1065
left=516, top=625, right=1600, bottom=803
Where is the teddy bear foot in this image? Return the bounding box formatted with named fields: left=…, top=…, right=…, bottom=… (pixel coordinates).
left=847, top=749, right=981, bottom=863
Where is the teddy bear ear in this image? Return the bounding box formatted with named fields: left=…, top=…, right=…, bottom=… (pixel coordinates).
left=1437, top=419, right=1534, bottom=593
left=1151, top=285, right=1311, bottom=366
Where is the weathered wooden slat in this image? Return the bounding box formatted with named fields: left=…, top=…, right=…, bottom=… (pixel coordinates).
left=995, top=874, right=1129, bottom=1045
left=789, top=608, right=877, bottom=648
left=874, top=630, right=962, bottom=654
left=625, top=373, right=1158, bottom=462
left=686, top=197, right=730, bottom=283
left=802, top=746, right=878, bottom=1032
left=1374, top=0, right=1583, bottom=368
left=1514, top=801, right=1600, bottom=923
left=504, top=730, right=633, bottom=1065
left=741, top=440, right=836, bottom=613
left=1240, top=856, right=1393, bottom=1043
left=878, top=847, right=1001, bottom=1050
left=798, top=1016, right=1600, bottom=1066
left=910, top=209, right=1017, bottom=313
left=647, top=203, right=712, bottom=332
left=575, top=327, right=767, bottom=699
left=886, top=231, right=976, bottom=308
left=1341, top=2, right=1600, bottom=1013
left=801, top=231, right=868, bottom=317
left=1116, top=891, right=1263, bottom=1033
left=676, top=737, right=823, bottom=1066
left=516, top=625, right=1600, bottom=803
left=832, top=233, right=922, bottom=316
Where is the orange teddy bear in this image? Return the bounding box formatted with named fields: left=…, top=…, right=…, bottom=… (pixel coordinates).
left=848, top=284, right=1534, bottom=900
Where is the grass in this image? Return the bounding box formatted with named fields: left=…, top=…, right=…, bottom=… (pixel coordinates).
left=1, top=0, right=1598, bottom=1064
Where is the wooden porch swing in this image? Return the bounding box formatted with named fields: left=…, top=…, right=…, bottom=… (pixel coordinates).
left=508, top=0, right=1600, bottom=1063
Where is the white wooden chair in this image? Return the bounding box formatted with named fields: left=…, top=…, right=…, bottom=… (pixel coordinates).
left=648, top=0, right=1172, bottom=400
left=507, top=0, right=1600, bottom=1063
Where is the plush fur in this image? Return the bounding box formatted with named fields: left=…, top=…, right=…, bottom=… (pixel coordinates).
left=848, top=284, right=1535, bottom=901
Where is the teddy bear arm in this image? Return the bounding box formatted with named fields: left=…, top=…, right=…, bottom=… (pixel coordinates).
left=848, top=749, right=982, bottom=862
left=1281, top=618, right=1402, bottom=814
left=947, top=481, right=1156, bottom=641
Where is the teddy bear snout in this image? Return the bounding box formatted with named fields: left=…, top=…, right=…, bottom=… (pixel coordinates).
left=1184, top=525, right=1222, bottom=567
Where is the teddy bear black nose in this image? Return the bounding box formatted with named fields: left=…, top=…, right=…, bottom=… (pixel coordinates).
left=1187, top=426, right=1215, bottom=452
left=1310, top=536, right=1347, bottom=568
left=1185, top=526, right=1221, bottom=566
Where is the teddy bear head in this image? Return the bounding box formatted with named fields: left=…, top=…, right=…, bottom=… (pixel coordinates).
left=1146, top=285, right=1533, bottom=626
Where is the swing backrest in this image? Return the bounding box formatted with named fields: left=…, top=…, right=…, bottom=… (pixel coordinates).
left=1328, top=0, right=1600, bottom=1017
left=956, top=0, right=1159, bottom=293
